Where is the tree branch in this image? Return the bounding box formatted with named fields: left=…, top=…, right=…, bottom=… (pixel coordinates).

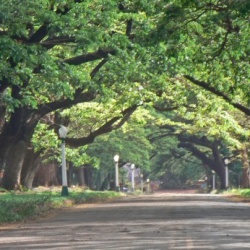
left=177, top=134, right=215, bottom=149
left=184, top=75, right=250, bottom=116
left=90, top=59, right=108, bottom=79
left=36, top=90, right=96, bottom=119
left=178, top=142, right=214, bottom=166
left=63, top=49, right=116, bottom=65
left=40, top=37, right=76, bottom=49
left=66, top=105, right=138, bottom=147
left=27, top=25, right=48, bottom=44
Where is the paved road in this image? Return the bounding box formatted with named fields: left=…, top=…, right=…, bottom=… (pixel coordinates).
left=1, top=192, right=250, bottom=249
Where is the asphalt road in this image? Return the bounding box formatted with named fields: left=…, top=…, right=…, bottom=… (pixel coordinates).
left=1, top=191, right=250, bottom=249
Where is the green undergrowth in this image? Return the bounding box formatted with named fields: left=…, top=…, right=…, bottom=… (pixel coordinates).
left=0, top=189, right=122, bottom=223
left=224, top=188, right=250, bottom=197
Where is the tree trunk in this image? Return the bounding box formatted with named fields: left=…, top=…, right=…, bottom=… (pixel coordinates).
left=77, top=167, right=85, bottom=186
left=84, top=165, right=93, bottom=189
left=178, top=140, right=226, bottom=190
left=68, top=163, right=75, bottom=187
left=21, top=151, right=42, bottom=189
left=212, top=144, right=226, bottom=189
left=2, top=140, right=27, bottom=190
left=100, top=173, right=111, bottom=191
left=32, top=163, right=59, bottom=187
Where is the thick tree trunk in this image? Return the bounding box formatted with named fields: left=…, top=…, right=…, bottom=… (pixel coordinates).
left=100, top=174, right=111, bottom=191
left=33, top=163, right=60, bottom=187
left=211, top=144, right=226, bottom=189
left=2, top=140, right=27, bottom=190
left=21, top=151, right=42, bottom=189
left=216, top=167, right=226, bottom=190
left=178, top=140, right=226, bottom=190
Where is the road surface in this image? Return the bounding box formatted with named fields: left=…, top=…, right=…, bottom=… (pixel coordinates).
left=1, top=191, right=250, bottom=249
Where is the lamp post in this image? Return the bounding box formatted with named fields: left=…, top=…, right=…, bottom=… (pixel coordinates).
left=212, top=170, right=216, bottom=190
left=131, top=164, right=135, bottom=192
left=224, top=158, right=230, bottom=189
left=114, top=154, right=120, bottom=191
left=59, top=126, right=69, bottom=196
left=146, top=178, right=150, bottom=194
left=140, top=174, right=143, bottom=193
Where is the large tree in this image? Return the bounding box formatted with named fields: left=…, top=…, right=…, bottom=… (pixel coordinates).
left=0, top=0, right=167, bottom=189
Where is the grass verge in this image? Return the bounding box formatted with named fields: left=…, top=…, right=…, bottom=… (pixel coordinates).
left=0, top=188, right=123, bottom=224
left=223, top=188, right=250, bottom=203
left=224, top=188, right=250, bottom=197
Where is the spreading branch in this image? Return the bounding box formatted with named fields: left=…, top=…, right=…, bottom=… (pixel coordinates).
left=184, top=75, right=250, bottom=116
left=65, top=105, right=138, bottom=147
left=63, top=49, right=116, bottom=65
left=178, top=142, right=214, bottom=167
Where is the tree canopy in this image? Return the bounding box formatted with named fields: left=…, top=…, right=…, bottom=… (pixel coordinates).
left=0, top=0, right=250, bottom=190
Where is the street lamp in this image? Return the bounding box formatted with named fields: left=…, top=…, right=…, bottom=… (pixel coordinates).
left=140, top=174, right=143, bottom=193
left=146, top=178, right=150, bottom=194
left=58, top=125, right=69, bottom=196
left=224, top=158, right=230, bottom=189
left=131, top=164, right=135, bottom=192
left=212, top=170, right=216, bottom=190
left=114, top=154, right=120, bottom=191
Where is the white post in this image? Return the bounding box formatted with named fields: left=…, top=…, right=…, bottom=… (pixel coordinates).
left=61, top=140, right=68, bottom=187
left=225, top=166, right=229, bottom=189
left=224, top=158, right=230, bottom=189
left=140, top=174, right=143, bottom=193
left=115, top=162, right=119, bottom=191
left=59, top=126, right=69, bottom=196
left=131, top=164, right=135, bottom=192
left=212, top=171, right=215, bottom=190
left=147, top=179, right=150, bottom=194
left=114, top=155, right=119, bottom=191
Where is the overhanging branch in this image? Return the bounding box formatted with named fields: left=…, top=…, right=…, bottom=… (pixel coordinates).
left=66, top=105, right=138, bottom=147
left=184, top=75, right=250, bottom=116
left=64, top=49, right=116, bottom=65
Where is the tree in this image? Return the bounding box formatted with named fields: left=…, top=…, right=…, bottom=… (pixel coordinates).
left=0, top=0, right=169, bottom=189
left=139, top=0, right=250, bottom=188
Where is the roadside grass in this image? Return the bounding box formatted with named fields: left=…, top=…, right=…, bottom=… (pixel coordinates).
left=0, top=188, right=122, bottom=224
left=224, top=188, right=250, bottom=197
left=221, top=188, right=250, bottom=204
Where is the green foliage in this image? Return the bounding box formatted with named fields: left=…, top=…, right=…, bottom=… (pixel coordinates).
left=86, top=108, right=154, bottom=171
left=32, top=123, right=59, bottom=154
left=225, top=189, right=250, bottom=198
left=149, top=134, right=205, bottom=185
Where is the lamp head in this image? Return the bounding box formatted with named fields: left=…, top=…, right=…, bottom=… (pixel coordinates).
left=131, top=164, right=135, bottom=170
left=114, top=154, right=119, bottom=163
left=59, top=125, right=68, bottom=139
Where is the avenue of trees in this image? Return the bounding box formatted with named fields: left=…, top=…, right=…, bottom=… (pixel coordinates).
left=0, top=0, right=250, bottom=190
